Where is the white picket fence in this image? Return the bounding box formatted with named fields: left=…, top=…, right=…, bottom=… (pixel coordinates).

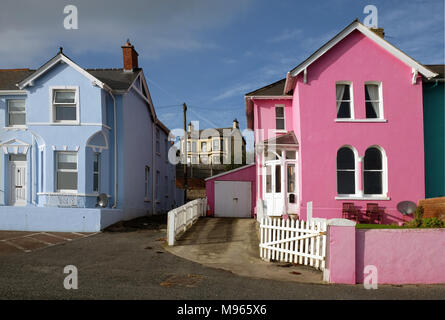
left=259, top=217, right=327, bottom=270
left=167, top=198, right=207, bottom=246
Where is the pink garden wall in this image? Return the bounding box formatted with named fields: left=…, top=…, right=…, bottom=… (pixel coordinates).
left=355, top=228, right=445, bottom=284
left=205, top=164, right=256, bottom=217
left=327, top=224, right=445, bottom=285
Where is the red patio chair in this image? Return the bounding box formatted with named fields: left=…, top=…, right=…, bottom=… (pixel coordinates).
left=342, top=203, right=359, bottom=222
left=366, top=203, right=383, bottom=224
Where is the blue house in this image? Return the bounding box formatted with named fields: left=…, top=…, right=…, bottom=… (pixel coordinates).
left=0, top=41, right=179, bottom=232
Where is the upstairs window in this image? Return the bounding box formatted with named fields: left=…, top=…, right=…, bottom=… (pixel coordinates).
left=212, top=139, right=219, bottom=151
left=275, top=105, right=285, bottom=130
left=365, top=83, right=382, bottom=119
left=156, top=129, right=160, bottom=153
left=337, top=147, right=356, bottom=195
left=52, top=89, right=78, bottom=123
left=7, top=100, right=26, bottom=127
left=336, top=83, right=352, bottom=119
left=201, top=142, right=207, bottom=152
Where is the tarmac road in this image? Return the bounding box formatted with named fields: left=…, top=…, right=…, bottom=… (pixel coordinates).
left=0, top=215, right=444, bottom=300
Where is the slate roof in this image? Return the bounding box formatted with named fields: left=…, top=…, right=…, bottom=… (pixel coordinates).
left=424, top=65, right=445, bottom=80
left=0, top=67, right=140, bottom=91
left=0, top=69, right=35, bottom=90
left=245, top=78, right=287, bottom=96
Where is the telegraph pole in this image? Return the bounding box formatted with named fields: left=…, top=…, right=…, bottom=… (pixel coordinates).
left=183, top=103, right=188, bottom=204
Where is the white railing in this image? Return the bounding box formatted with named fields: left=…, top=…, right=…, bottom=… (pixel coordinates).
left=259, top=217, right=327, bottom=270
left=167, top=198, right=207, bottom=246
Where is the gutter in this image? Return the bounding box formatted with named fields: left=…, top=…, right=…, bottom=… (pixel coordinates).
left=105, top=87, right=118, bottom=209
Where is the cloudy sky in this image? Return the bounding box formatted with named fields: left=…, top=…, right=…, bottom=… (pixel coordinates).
left=0, top=0, right=443, bottom=136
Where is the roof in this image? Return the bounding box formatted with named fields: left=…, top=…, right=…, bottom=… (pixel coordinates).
left=261, top=131, right=299, bottom=146
left=423, top=65, right=444, bottom=81
left=284, top=19, right=438, bottom=93
left=86, top=68, right=141, bottom=91
left=0, top=69, right=35, bottom=90
left=245, top=78, right=287, bottom=96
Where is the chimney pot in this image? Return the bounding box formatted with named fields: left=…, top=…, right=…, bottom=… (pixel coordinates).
left=122, top=40, right=139, bottom=71
left=370, top=27, right=385, bottom=39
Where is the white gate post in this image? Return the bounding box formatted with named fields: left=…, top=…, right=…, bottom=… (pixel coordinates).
left=167, top=209, right=176, bottom=246
left=306, top=201, right=313, bottom=222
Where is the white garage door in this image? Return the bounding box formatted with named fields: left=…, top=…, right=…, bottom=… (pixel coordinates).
left=214, top=181, right=251, bottom=218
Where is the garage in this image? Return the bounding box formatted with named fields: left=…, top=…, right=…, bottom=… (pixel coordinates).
left=205, top=164, right=256, bottom=218
left=214, top=181, right=251, bottom=217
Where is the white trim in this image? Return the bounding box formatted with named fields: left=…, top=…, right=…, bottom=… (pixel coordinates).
left=363, top=145, right=388, bottom=197
left=247, top=95, right=293, bottom=100
left=55, top=151, right=78, bottom=193
left=49, top=86, right=80, bottom=124
left=0, top=90, right=27, bottom=95
left=336, top=145, right=360, bottom=197
left=204, top=163, right=255, bottom=181
left=17, top=54, right=109, bottom=90
left=364, top=81, right=384, bottom=119
left=26, top=122, right=111, bottom=129
left=336, top=81, right=354, bottom=120
left=86, top=131, right=109, bottom=151
left=289, top=21, right=438, bottom=80
left=412, top=68, right=418, bottom=85
left=335, top=119, right=387, bottom=123
left=37, top=192, right=103, bottom=197
left=335, top=196, right=390, bottom=201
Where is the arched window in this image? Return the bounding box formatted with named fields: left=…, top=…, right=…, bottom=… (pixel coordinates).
left=337, top=147, right=356, bottom=194
left=364, top=147, right=383, bottom=195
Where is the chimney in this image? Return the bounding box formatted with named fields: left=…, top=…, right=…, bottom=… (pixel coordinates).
left=121, top=39, right=139, bottom=71
left=232, top=118, right=239, bottom=129
left=370, top=27, right=385, bottom=39
left=188, top=122, right=194, bottom=133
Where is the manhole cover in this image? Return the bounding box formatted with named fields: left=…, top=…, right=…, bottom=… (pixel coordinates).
left=161, top=274, right=203, bottom=288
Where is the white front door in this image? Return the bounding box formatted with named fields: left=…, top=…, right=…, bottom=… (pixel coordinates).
left=264, top=162, right=284, bottom=215
left=214, top=181, right=251, bottom=217
left=9, top=159, right=27, bottom=206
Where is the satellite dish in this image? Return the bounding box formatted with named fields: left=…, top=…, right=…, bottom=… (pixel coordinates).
left=397, top=201, right=417, bottom=215
left=97, top=193, right=109, bottom=208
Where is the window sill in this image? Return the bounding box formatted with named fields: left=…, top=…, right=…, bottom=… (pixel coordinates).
left=273, top=130, right=287, bottom=133
left=335, top=195, right=390, bottom=201
left=4, top=126, right=27, bottom=130
left=335, top=119, right=387, bottom=123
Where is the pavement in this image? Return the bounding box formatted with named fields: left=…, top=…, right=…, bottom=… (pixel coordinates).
left=165, top=217, right=323, bottom=284
left=0, top=215, right=445, bottom=299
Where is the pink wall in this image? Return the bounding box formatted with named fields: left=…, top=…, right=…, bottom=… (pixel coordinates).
left=205, top=164, right=256, bottom=217
left=355, top=228, right=445, bottom=284
left=327, top=225, right=356, bottom=284
left=253, top=30, right=425, bottom=223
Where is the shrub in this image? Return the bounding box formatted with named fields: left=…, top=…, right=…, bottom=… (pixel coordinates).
left=421, top=217, right=445, bottom=228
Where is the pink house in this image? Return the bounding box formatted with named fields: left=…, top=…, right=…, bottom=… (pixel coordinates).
left=245, top=20, right=438, bottom=224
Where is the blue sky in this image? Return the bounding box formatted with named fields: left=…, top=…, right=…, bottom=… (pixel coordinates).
left=1, top=0, right=443, bottom=136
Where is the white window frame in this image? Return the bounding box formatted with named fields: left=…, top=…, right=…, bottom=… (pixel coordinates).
left=212, top=138, right=219, bottom=151
left=363, top=145, right=388, bottom=197
left=336, top=145, right=359, bottom=197
left=335, top=81, right=354, bottom=120
left=7, top=99, right=26, bottom=127
left=364, top=81, right=384, bottom=120
left=50, top=86, right=80, bottom=124
left=201, top=141, right=207, bottom=152
left=156, top=128, right=160, bottom=154
left=275, top=104, right=286, bottom=130
left=55, top=151, right=78, bottom=193
left=144, top=166, right=150, bottom=201
left=93, top=152, right=100, bottom=193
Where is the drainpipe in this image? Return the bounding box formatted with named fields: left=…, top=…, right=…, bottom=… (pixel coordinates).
left=152, top=119, right=156, bottom=215
left=106, top=88, right=118, bottom=208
